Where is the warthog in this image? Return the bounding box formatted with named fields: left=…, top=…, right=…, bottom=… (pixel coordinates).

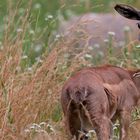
left=61, top=4, right=140, bottom=140
left=61, top=65, right=140, bottom=140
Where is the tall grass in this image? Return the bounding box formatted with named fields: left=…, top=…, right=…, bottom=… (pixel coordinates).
left=0, top=0, right=140, bottom=140
left=0, top=1, right=91, bottom=139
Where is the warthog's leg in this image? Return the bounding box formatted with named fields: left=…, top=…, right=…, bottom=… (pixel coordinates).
left=66, top=100, right=83, bottom=140
left=94, top=116, right=112, bottom=140
left=85, top=104, right=112, bottom=139
left=119, top=110, right=131, bottom=140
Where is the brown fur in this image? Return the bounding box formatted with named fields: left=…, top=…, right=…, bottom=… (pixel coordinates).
left=61, top=65, right=140, bottom=140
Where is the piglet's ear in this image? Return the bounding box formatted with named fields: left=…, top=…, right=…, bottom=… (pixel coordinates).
left=114, top=4, right=140, bottom=20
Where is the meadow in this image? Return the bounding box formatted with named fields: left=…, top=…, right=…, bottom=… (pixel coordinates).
left=0, top=0, right=140, bottom=139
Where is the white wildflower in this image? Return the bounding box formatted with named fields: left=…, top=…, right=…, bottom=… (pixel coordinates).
left=29, top=30, right=35, bottom=35
left=98, top=51, right=104, bottom=57
left=85, top=54, right=92, bottom=59
left=34, top=3, right=41, bottom=9
left=136, top=45, right=140, bottom=48
left=47, top=15, right=53, bottom=19
left=45, top=17, right=48, bottom=21
left=32, top=123, right=41, bottom=128
left=104, top=39, right=109, bottom=43
left=17, top=28, right=23, bottom=33
left=94, top=43, right=100, bottom=48
left=47, top=124, right=54, bottom=132
left=124, top=26, right=130, bottom=32
left=34, top=44, right=42, bottom=52
left=27, top=67, right=32, bottom=72
left=30, top=125, right=35, bottom=129
left=56, top=34, right=61, bottom=38
left=40, top=122, right=46, bottom=126
left=22, top=55, right=28, bottom=59
left=88, top=46, right=94, bottom=50
left=108, top=31, right=115, bottom=36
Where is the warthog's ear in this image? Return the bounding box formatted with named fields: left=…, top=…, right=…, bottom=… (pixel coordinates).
left=114, top=4, right=140, bottom=20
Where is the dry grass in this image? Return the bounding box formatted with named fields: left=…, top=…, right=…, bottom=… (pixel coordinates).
left=0, top=28, right=92, bottom=140
left=0, top=3, right=91, bottom=139
left=128, top=119, right=140, bottom=140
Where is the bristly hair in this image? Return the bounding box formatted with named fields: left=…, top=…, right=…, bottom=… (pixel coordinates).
left=133, top=72, right=140, bottom=78
left=128, top=69, right=140, bottom=78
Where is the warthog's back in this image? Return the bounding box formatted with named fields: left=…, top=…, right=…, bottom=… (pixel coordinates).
left=60, top=13, right=139, bottom=46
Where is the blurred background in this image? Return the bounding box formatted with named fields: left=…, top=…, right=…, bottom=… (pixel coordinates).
left=0, top=0, right=140, bottom=66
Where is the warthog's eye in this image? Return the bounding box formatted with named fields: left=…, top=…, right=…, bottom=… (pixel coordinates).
left=137, top=22, right=140, bottom=29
